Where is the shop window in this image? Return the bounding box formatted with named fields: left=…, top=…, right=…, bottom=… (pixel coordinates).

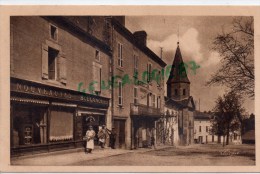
left=48, top=47, right=59, bottom=80
left=49, top=108, right=73, bottom=142
left=134, top=87, right=138, bottom=104
left=12, top=104, right=47, bottom=147
left=118, top=81, right=123, bottom=106
left=117, top=43, right=123, bottom=67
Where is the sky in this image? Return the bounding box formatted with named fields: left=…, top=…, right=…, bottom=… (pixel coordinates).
left=126, top=16, right=255, bottom=114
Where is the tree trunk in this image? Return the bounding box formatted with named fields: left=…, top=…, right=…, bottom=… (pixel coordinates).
left=222, top=135, right=225, bottom=147
left=226, top=123, right=230, bottom=145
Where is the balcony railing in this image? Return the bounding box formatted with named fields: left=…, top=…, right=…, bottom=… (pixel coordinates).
left=130, top=103, right=162, bottom=117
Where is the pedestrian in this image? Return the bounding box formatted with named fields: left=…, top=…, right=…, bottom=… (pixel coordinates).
left=85, top=125, right=96, bottom=154
left=151, top=129, right=156, bottom=149
left=107, top=127, right=117, bottom=149
left=98, top=125, right=107, bottom=148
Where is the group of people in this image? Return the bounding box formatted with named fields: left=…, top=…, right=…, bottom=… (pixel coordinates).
left=84, top=125, right=117, bottom=154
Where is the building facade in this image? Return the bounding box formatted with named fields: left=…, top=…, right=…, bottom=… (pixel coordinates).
left=108, top=18, right=166, bottom=149
left=10, top=16, right=167, bottom=156
left=10, top=16, right=113, bottom=156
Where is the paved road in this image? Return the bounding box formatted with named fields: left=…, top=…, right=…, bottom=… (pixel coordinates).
left=71, top=144, right=255, bottom=166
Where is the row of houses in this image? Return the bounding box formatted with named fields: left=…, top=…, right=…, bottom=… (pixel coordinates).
left=11, top=16, right=174, bottom=156
left=11, top=16, right=248, bottom=157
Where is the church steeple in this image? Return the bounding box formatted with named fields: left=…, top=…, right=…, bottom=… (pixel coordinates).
left=167, top=42, right=190, bottom=101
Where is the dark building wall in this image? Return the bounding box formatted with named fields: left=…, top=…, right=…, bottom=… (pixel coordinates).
left=10, top=16, right=111, bottom=99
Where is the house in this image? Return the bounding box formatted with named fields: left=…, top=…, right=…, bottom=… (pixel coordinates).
left=108, top=17, right=167, bottom=149
left=10, top=16, right=112, bottom=156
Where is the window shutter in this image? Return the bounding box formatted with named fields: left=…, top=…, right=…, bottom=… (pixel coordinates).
left=58, top=53, right=67, bottom=84
left=42, top=44, right=49, bottom=79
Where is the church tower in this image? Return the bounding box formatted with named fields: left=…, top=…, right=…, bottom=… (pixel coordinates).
left=167, top=42, right=190, bottom=101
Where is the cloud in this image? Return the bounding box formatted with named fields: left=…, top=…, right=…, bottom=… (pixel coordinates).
left=147, top=27, right=222, bottom=69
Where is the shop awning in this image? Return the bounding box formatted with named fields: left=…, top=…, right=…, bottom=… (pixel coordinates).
left=11, top=97, right=49, bottom=105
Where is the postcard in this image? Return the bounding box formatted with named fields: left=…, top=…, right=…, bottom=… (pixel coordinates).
left=0, top=5, right=259, bottom=172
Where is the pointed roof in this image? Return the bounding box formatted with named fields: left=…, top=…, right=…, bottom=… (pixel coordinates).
left=167, top=42, right=190, bottom=84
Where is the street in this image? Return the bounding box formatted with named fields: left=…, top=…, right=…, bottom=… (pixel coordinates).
left=12, top=143, right=255, bottom=166
left=71, top=144, right=255, bottom=166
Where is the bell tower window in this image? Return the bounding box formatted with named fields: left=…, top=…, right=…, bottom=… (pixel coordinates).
left=183, top=89, right=186, bottom=95
left=175, top=89, right=178, bottom=96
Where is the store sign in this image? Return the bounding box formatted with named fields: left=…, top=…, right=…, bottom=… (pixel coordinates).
left=11, top=79, right=109, bottom=107
left=15, top=83, right=72, bottom=99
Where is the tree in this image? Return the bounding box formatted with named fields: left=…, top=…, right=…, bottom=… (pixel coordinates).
left=207, top=17, right=254, bottom=98
left=211, top=91, right=245, bottom=145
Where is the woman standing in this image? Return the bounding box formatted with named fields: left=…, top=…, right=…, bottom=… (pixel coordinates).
left=85, top=126, right=96, bottom=153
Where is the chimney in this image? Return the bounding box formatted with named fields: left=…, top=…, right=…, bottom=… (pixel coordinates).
left=133, top=31, right=147, bottom=46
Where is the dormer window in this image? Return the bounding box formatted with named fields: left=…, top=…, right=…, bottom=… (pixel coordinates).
left=50, top=24, right=58, bottom=41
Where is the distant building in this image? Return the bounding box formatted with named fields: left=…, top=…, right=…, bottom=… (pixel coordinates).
left=194, top=111, right=216, bottom=144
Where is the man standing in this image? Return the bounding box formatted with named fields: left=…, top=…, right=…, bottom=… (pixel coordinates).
left=98, top=125, right=107, bottom=148
left=107, top=128, right=117, bottom=149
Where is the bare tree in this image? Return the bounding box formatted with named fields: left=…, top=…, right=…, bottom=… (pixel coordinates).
left=207, top=17, right=254, bottom=98
left=212, top=91, right=245, bottom=145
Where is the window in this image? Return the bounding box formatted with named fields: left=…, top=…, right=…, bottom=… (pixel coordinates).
left=199, top=126, right=201, bottom=132
left=48, top=47, right=59, bottom=80
left=206, top=126, right=208, bottom=132
left=134, top=87, right=138, bottom=104
left=152, top=94, right=156, bottom=108
left=175, top=89, right=178, bottom=96
left=93, top=62, right=102, bottom=93
left=117, top=43, right=123, bottom=67
left=95, top=50, right=100, bottom=61
left=157, top=71, right=161, bottom=86
left=50, top=24, right=57, bottom=40
left=183, top=89, right=186, bottom=95
left=157, top=96, right=161, bottom=108
left=118, top=81, right=123, bottom=106
left=134, top=55, right=138, bottom=76
left=147, top=63, right=152, bottom=82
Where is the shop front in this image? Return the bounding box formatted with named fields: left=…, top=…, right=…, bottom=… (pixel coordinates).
left=130, top=103, right=162, bottom=149
left=10, top=77, right=110, bottom=156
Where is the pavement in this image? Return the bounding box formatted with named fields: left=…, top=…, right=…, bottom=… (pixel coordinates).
left=11, top=145, right=172, bottom=166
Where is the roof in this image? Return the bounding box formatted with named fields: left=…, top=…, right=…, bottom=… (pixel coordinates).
left=194, top=111, right=212, bottom=120
left=165, top=96, right=195, bottom=110
left=111, top=18, right=167, bottom=67
left=242, top=130, right=255, bottom=141
left=167, top=44, right=190, bottom=84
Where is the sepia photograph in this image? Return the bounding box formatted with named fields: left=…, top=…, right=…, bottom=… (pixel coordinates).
left=0, top=5, right=259, bottom=173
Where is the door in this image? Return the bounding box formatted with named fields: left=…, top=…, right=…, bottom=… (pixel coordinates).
left=114, top=119, right=126, bottom=148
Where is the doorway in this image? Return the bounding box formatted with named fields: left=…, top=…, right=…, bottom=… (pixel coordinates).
left=114, top=119, right=125, bottom=148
